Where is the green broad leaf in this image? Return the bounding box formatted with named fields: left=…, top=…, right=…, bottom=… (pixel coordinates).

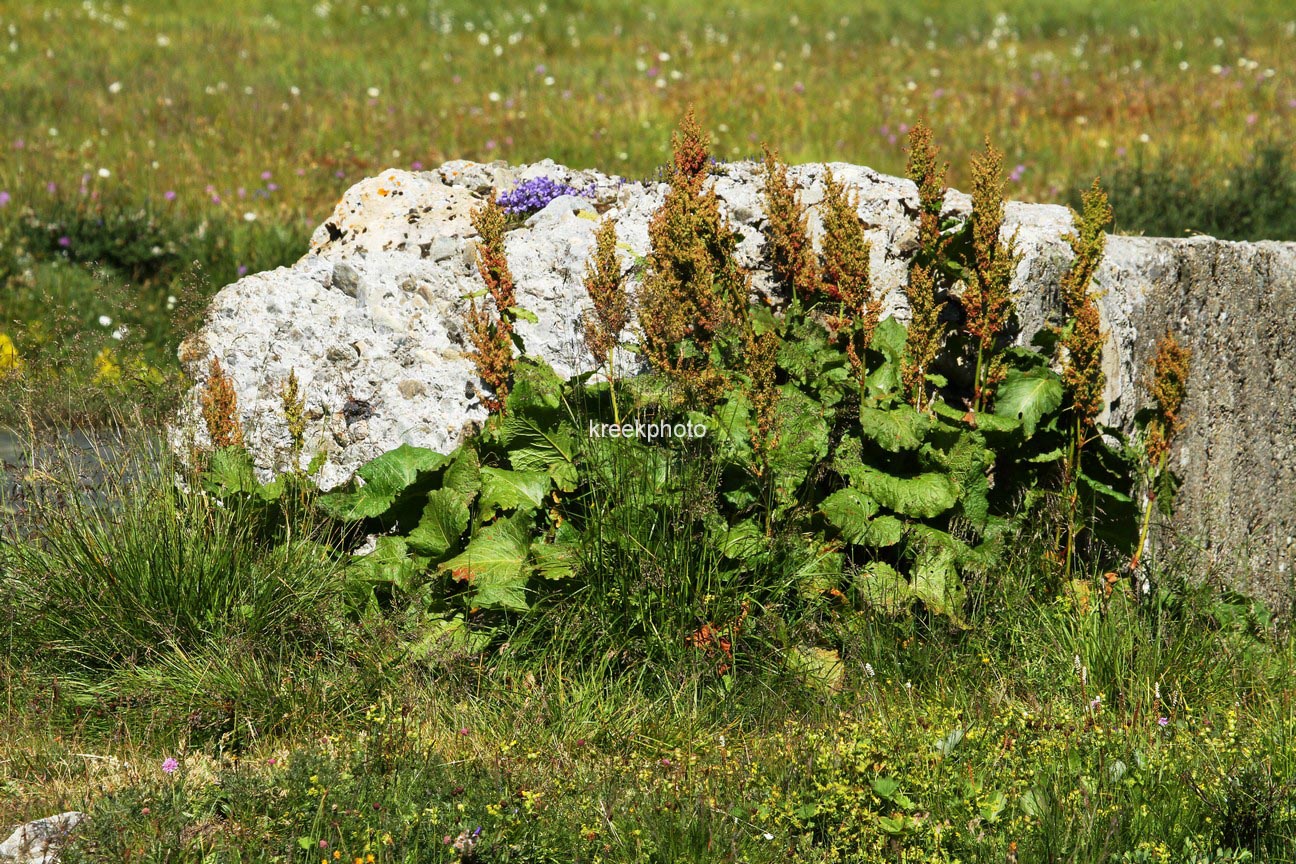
left=707, top=394, right=755, bottom=464
left=911, top=544, right=966, bottom=620
left=478, top=467, right=552, bottom=517
left=855, top=561, right=912, bottom=615
left=1027, top=445, right=1066, bottom=463
left=871, top=776, right=900, bottom=800
left=201, top=446, right=259, bottom=495
left=531, top=531, right=580, bottom=581
left=318, top=444, right=449, bottom=521
left=859, top=403, right=930, bottom=452
left=980, top=789, right=1007, bottom=822
left=408, top=614, right=493, bottom=662
left=933, top=727, right=965, bottom=758
left=439, top=514, right=532, bottom=612
left=931, top=400, right=1021, bottom=433
left=851, top=466, right=958, bottom=519
left=792, top=547, right=844, bottom=596
left=499, top=414, right=578, bottom=492
left=994, top=368, right=1063, bottom=438
left=347, top=535, right=426, bottom=594
left=406, top=488, right=471, bottom=559
left=442, top=445, right=482, bottom=502
left=821, top=488, right=880, bottom=544
left=712, top=518, right=769, bottom=560
left=507, top=306, right=540, bottom=324
left=1078, top=470, right=1133, bottom=503
left=865, top=316, right=906, bottom=396
left=505, top=357, right=565, bottom=411
left=861, top=515, right=905, bottom=547
left=767, top=386, right=830, bottom=504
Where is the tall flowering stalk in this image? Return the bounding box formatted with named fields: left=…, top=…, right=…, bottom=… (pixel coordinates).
left=582, top=216, right=629, bottom=424
left=820, top=167, right=881, bottom=383
left=465, top=197, right=518, bottom=414
left=760, top=147, right=819, bottom=302
left=200, top=357, right=244, bottom=448
left=1131, top=333, right=1191, bottom=576
left=903, top=122, right=950, bottom=410
left=964, top=137, right=1022, bottom=412
left=1057, top=179, right=1112, bottom=574
left=637, top=109, right=750, bottom=405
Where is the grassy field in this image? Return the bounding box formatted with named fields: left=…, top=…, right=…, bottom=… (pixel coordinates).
left=2, top=3, right=1296, bottom=861
left=1, top=0, right=1294, bottom=423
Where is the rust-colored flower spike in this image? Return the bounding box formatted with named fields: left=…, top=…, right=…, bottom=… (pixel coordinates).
left=964, top=137, right=1023, bottom=410
left=745, top=329, right=781, bottom=471
left=902, top=121, right=950, bottom=409
left=581, top=216, right=629, bottom=423
left=465, top=196, right=517, bottom=413
left=638, top=110, right=749, bottom=405
left=200, top=356, right=244, bottom=448
left=1059, top=179, right=1112, bottom=426
left=1145, top=333, right=1191, bottom=465
left=906, top=120, right=949, bottom=261
left=760, top=147, right=818, bottom=301
left=820, top=167, right=881, bottom=376
left=672, top=107, right=711, bottom=186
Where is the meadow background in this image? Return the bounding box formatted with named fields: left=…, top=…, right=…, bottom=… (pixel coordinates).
left=2, top=2, right=1296, bottom=862
left=1, top=0, right=1295, bottom=421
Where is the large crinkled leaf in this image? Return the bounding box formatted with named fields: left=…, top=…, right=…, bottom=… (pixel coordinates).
left=406, top=488, right=471, bottom=560
left=408, top=614, right=493, bottom=662
left=478, top=467, right=552, bottom=518
left=865, top=316, right=906, bottom=395
left=855, top=561, right=912, bottom=615
left=821, top=488, right=880, bottom=544
left=707, top=395, right=755, bottom=465
left=852, top=466, right=958, bottom=519
left=911, top=544, right=966, bottom=622
left=711, top=518, right=769, bottom=561
left=442, top=445, right=482, bottom=503
left=439, top=515, right=532, bottom=612
left=859, top=403, right=930, bottom=452
left=994, top=368, right=1063, bottom=438
left=201, top=446, right=284, bottom=501
left=499, top=414, right=578, bottom=492
left=318, top=444, right=449, bottom=521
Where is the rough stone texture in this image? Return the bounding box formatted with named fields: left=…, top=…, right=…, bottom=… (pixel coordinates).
left=0, top=812, right=85, bottom=864
left=173, top=158, right=1296, bottom=608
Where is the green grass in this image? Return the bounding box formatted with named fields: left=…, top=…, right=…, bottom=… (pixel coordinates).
left=1, top=0, right=1294, bottom=423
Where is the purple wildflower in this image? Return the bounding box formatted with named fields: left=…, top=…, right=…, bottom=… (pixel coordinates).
left=1090, top=696, right=1101, bottom=710
left=164, top=190, right=177, bottom=201
left=58, top=236, right=71, bottom=248
left=47, top=182, right=56, bottom=194
left=0, top=191, right=9, bottom=207
left=495, top=176, right=593, bottom=215
left=261, top=170, right=272, bottom=180
left=1009, top=164, right=1026, bottom=183
left=161, top=757, right=179, bottom=773
left=237, top=265, right=248, bottom=276
left=1158, top=716, right=1169, bottom=726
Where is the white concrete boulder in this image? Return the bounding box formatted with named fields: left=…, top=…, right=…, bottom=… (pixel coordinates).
left=0, top=812, right=85, bottom=864
left=173, top=158, right=1296, bottom=608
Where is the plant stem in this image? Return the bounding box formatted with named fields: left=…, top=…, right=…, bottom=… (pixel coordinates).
left=608, top=344, right=621, bottom=426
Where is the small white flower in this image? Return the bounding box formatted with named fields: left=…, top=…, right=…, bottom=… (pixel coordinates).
left=98, top=315, right=113, bottom=327
left=367, top=86, right=380, bottom=98
left=111, top=327, right=125, bottom=341
left=763, top=832, right=774, bottom=841
left=543, top=75, right=554, bottom=86
left=290, top=85, right=301, bottom=96
left=864, top=662, right=875, bottom=678
left=156, top=34, right=171, bottom=47
left=243, top=211, right=257, bottom=222
left=488, top=91, right=501, bottom=102
left=166, top=295, right=177, bottom=310
left=108, top=81, right=122, bottom=94
left=97, top=167, right=111, bottom=178
left=657, top=51, right=670, bottom=62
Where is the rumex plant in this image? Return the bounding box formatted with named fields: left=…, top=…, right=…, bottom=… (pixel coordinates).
left=580, top=216, right=629, bottom=424
left=964, top=137, right=1022, bottom=412
left=902, top=122, right=951, bottom=410
left=636, top=109, right=750, bottom=405
left=1131, top=333, right=1191, bottom=576
left=199, top=356, right=244, bottom=448
left=464, top=197, right=521, bottom=414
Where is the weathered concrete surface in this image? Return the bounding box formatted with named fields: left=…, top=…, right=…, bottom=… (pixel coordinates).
left=173, top=158, right=1296, bottom=608
left=0, top=812, right=85, bottom=864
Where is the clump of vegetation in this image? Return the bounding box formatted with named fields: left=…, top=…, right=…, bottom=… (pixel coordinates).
left=760, top=147, right=819, bottom=301
left=1131, top=332, right=1192, bottom=575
